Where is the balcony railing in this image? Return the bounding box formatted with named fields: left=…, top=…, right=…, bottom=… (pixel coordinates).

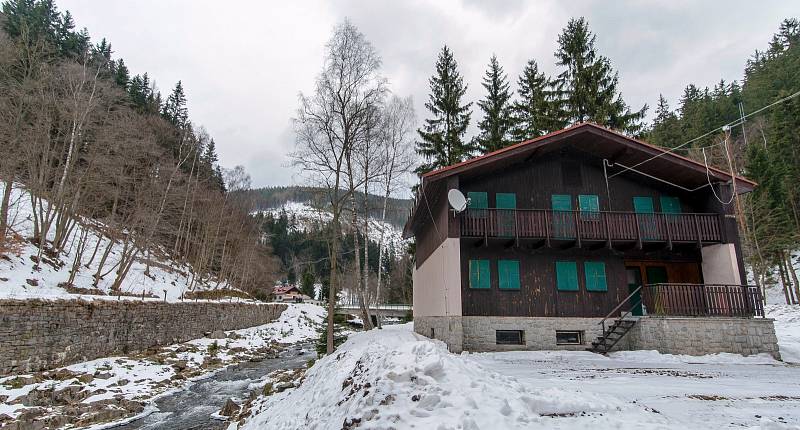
left=460, top=208, right=724, bottom=246
left=643, top=283, right=763, bottom=317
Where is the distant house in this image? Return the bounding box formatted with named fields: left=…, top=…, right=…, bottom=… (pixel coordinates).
left=272, top=285, right=311, bottom=303
left=403, top=123, right=779, bottom=358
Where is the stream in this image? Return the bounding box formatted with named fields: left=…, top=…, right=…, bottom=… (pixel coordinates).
left=113, top=343, right=315, bottom=430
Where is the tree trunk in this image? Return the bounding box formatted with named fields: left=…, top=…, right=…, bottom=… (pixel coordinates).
left=0, top=179, right=12, bottom=245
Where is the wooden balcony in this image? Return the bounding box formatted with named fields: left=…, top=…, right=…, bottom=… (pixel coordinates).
left=643, top=283, right=764, bottom=318
left=460, top=208, right=724, bottom=247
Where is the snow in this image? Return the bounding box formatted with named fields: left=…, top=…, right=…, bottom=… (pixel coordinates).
left=0, top=303, right=324, bottom=423
left=0, top=183, right=246, bottom=302
left=766, top=304, right=800, bottom=364
left=235, top=320, right=800, bottom=430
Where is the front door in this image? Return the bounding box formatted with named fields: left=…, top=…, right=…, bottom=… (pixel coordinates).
left=633, top=196, right=657, bottom=240
left=551, top=194, right=574, bottom=239
left=625, top=267, right=644, bottom=316
left=496, top=193, right=516, bottom=237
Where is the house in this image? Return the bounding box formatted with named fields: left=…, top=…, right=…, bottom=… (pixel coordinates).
left=272, top=285, right=312, bottom=303
left=403, top=122, right=779, bottom=358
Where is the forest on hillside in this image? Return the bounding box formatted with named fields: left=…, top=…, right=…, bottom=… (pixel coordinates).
left=0, top=0, right=279, bottom=294
left=241, top=185, right=412, bottom=228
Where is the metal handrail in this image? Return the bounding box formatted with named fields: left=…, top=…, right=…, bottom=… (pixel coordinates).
left=599, top=285, right=643, bottom=334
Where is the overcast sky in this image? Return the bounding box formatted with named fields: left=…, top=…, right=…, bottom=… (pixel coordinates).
left=58, top=0, right=798, bottom=191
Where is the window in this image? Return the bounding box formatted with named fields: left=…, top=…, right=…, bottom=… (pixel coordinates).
left=584, top=261, right=608, bottom=292
left=498, top=260, right=520, bottom=290
left=556, top=330, right=584, bottom=345
left=561, top=161, right=582, bottom=187
left=469, top=259, right=491, bottom=289
left=496, top=330, right=524, bottom=345
left=660, top=196, right=681, bottom=214
left=555, top=261, right=579, bottom=291
left=578, top=194, right=600, bottom=220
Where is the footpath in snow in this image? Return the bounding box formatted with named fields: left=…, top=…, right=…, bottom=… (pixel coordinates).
left=233, top=322, right=800, bottom=430
left=0, top=303, right=324, bottom=429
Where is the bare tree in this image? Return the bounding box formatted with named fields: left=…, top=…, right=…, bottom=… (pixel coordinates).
left=291, top=20, right=386, bottom=353
left=374, top=95, right=416, bottom=327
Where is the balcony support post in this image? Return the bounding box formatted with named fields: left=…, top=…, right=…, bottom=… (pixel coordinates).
left=544, top=210, right=551, bottom=248
left=604, top=212, right=612, bottom=249
left=635, top=213, right=643, bottom=250
left=693, top=214, right=702, bottom=249
left=664, top=213, right=673, bottom=250
left=575, top=211, right=582, bottom=248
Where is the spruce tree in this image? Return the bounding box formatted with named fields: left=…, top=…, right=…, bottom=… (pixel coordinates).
left=162, top=81, right=188, bottom=126
left=554, top=17, right=646, bottom=134
left=475, top=55, right=514, bottom=153
left=647, top=95, right=682, bottom=148
left=512, top=59, right=564, bottom=141
left=113, top=59, right=130, bottom=89
left=415, top=45, right=473, bottom=174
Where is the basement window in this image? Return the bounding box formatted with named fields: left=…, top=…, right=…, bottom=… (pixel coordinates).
left=496, top=330, right=524, bottom=345
left=430, top=328, right=435, bottom=339
left=556, top=330, right=584, bottom=345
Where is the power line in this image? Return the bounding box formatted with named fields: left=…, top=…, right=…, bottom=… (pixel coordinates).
left=609, top=89, right=800, bottom=179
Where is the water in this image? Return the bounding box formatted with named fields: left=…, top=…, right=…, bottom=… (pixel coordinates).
left=114, top=343, right=315, bottom=430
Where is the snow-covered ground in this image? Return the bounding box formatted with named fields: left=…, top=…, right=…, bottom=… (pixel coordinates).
left=234, top=319, right=800, bottom=430
left=0, top=303, right=324, bottom=428
left=0, top=183, right=243, bottom=302
left=259, top=201, right=406, bottom=252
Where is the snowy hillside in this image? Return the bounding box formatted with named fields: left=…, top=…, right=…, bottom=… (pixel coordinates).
left=0, top=184, right=242, bottom=302
left=259, top=200, right=407, bottom=252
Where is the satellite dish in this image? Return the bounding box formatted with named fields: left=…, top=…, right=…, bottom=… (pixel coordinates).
left=448, top=189, right=468, bottom=213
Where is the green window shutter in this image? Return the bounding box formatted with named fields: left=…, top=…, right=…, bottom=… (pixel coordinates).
left=584, top=262, right=608, bottom=292
left=555, top=261, right=579, bottom=291
left=578, top=195, right=599, bottom=213
left=633, top=196, right=654, bottom=213
left=469, top=259, right=491, bottom=289
left=498, top=260, right=520, bottom=290
left=496, top=193, right=516, bottom=209
left=551, top=194, right=572, bottom=211
left=660, top=196, right=681, bottom=214
left=468, top=192, right=488, bottom=209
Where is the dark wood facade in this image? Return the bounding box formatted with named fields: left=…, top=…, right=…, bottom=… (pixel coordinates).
left=406, top=123, right=755, bottom=319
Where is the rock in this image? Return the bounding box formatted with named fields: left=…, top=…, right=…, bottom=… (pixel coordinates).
left=208, top=330, right=226, bottom=339
left=94, top=371, right=113, bottom=379
left=49, top=368, right=78, bottom=381
left=25, top=278, right=39, bottom=287
left=171, top=360, right=188, bottom=372
left=77, top=374, right=94, bottom=384
left=219, top=398, right=240, bottom=417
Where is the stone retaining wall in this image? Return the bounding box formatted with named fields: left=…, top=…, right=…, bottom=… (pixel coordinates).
left=0, top=299, right=287, bottom=375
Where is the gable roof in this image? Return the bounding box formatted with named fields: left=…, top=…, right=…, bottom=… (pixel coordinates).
left=404, top=122, right=756, bottom=237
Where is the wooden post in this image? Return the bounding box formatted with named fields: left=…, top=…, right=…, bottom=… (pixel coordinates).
left=634, top=213, right=642, bottom=250
left=544, top=210, right=551, bottom=248
left=604, top=212, right=612, bottom=249
left=693, top=214, right=702, bottom=248
left=574, top=211, right=582, bottom=248
left=514, top=210, right=519, bottom=247
left=664, top=213, right=673, bottom=250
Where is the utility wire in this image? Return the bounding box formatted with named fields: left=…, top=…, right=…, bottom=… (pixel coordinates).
left=609, top=89, right=800, bottom=179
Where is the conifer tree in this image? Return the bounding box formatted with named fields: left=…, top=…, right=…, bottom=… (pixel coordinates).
left=112, top=59, right=129, bottom=89
left=647, top=95, right=681, bottom=148
left=415, top=45, right=473, bottom=174
left=475, top=55, right=514, bottom=153
left=511, top=59, right=564, bottom=141
left=162, top=81, right=188, bottom=127
left=554, top=17, right=646, bottom=134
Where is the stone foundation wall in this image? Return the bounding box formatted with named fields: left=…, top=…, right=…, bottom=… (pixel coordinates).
left=0, top=299, right=287, bottom=375
left=627, top=317, right=780, bottom=359
left=423, top=316, right=780, bottom=359
left=414, top=316, right=463, bottom=353
left=461, top=316, right=608, bottom=352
